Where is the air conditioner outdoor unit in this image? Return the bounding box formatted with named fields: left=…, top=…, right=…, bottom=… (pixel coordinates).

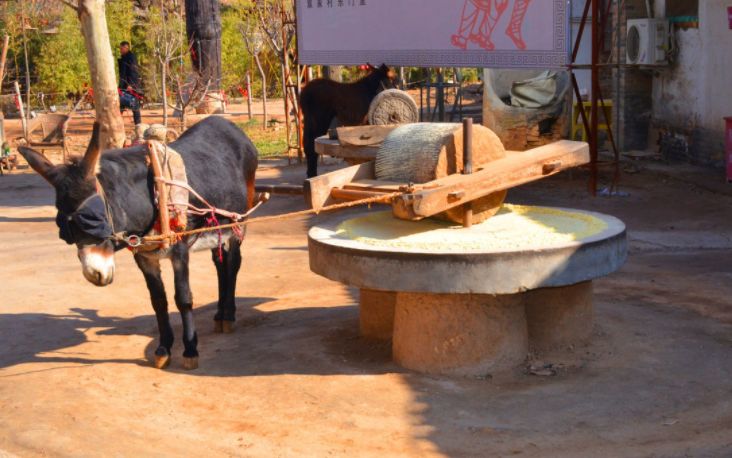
left=626, top=18, right=670, bottom=65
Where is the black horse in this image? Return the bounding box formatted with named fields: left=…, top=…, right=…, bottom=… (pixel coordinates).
left=18, top=116, right=258, bottom=370
left=300, top=64, right=396, bottom=177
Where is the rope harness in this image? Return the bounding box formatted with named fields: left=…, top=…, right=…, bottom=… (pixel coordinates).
left=103, top=140, right=402, bottom=252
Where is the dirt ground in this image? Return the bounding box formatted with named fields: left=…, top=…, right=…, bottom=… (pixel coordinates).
left=1, top=115, right=732, bottom=457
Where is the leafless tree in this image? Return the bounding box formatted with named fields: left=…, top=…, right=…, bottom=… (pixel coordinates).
left=240, top=21, right=267, bottom=129
left=150, top=1, right=185, bottom=127
left=250, top=0, right=302, bottom=157
left=171, top=72, right=211, bottom=131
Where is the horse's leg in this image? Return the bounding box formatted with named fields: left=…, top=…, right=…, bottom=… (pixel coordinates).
left=134, top=253, right=174, bottom=369
left=171, top=243, right=199, bottom=370
left=212, top=238, right=242, bottom=333
left=506, top=0, right=531, bottom=50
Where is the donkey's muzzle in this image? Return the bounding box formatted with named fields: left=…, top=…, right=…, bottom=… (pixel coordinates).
left=78, top=243, right=115, bottom=287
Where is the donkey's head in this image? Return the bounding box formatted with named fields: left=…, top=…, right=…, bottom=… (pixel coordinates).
left=365, top=63, right=397, bottom=91
left=18, top=123, right=116, bottom=286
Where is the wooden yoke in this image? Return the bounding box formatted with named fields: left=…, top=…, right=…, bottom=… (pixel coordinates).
left=148, top=142, right=171, bottom=250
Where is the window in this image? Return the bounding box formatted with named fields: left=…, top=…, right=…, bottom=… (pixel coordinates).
left=665, top=0, right=698, bottom=18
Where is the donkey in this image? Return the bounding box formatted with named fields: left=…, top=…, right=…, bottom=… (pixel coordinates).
left=18, top=116, right=258, bottom=370
left=300, top=63, right=396, bottom=178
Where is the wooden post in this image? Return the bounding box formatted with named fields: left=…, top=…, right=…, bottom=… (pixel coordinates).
left=77, top=0, right=126, bottom=149
left=437, top=68, right=445, bottom=122
left=21, top=1, right=32, bottom=138
left=14, top=81, right=26, bottom=139
left=0, top=33, right=10, bottom=145
left=590, top=0, right=599, bottom=195
left=462, top=117, right=473, bottom=228
left=148, top=143, right=171, bottom=250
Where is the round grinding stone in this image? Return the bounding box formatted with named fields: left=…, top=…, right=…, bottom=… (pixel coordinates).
left=367, top=89, right=419, bottom=125
left=374, top=122, right=508, bottom=224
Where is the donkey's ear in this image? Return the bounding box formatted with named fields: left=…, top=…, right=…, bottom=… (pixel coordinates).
left=17, top=146, right=57, bottom=185
left=366, top=62, right=375, bottom=71
left=81, top=122, right=102, bottom=177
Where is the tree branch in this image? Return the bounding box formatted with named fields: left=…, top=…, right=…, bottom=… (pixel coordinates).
left=60, top=0, right=78, bottom=10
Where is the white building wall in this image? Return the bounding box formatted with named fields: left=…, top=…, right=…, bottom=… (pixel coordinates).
left=652, top=0, right=732, bottom=165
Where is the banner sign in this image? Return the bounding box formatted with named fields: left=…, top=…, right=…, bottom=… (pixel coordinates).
left=296, top=0, right=569, bottom=69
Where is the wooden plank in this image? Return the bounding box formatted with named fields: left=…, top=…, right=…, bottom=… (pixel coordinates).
left=314, top=136, right=379, bottom=162
left=392, top=141, right=590, bottom=220
left=304, top=161, right=376, bottom=211
left=330, top=188, right=391, bottom=201
left=336, top=125, right=399, bottom=146
left=343, top=179, right=407, bottom=193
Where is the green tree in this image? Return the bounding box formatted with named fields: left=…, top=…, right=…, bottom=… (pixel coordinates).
left=35, top=0, right=133, bottom=100
left=35, top=7, right=87, bottom=97
left=221, top=6, right=251, bottom=93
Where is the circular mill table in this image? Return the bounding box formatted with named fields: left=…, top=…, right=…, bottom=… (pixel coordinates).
left=309, top=205, right=627, bottom=377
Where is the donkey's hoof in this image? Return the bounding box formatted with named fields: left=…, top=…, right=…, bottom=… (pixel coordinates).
left=154, top=349, right=171, bottom=369
left=221, top=321, right=235, bottom=334
left=182, top=356, right=199, bottom=370
left=214, top=320, right=235, bottom=333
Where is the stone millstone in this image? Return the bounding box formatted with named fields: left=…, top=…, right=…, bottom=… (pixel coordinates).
left=375, top=123, right=507, bottom=224
left=367, top=89, right=419, bottom=125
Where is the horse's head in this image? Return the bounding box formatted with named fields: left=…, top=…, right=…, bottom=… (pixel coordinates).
left=18, top=123, right=116, bottom=287
left=366, top=63, right=398, bottom=90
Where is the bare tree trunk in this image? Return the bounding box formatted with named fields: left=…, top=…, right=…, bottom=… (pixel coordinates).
left=14, top=81, right=26, bottom=139
left=161, top=63, right=168, bottom=127
left=325, top=66, right=343, bottom=82
left=77, top=0, right=125, bottom=149
left=160, top=4, right=168, bottom=127
left=253, top=53, right=267, bottom=129
left=0, top=34, right=9, bottom=145
left=245, top=72, right=252, bottom=120
left=21, top=1, right=31, bottom=139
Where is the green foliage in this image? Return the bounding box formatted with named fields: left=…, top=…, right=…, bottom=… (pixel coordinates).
left=35, top=7, right=87, bottom=97
left=237, top=119, right=290, bottom=157
left=221, top=7, right=252, bottom=92
left=34, top=0, right=134, bottom=99
left=221, top=1, right=283, bottom=98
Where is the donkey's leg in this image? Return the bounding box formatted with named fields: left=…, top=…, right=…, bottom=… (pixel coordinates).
left=134, top=253, right=174, bottom=369
left=212, top=238, right=242, bottom=333
left=171, top=244, right=199, bottom=370
left=213, top=245, right=228, bottom=332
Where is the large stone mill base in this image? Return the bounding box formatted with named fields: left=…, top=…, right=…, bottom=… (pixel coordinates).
left=359, top=282, right=593, bottom=376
